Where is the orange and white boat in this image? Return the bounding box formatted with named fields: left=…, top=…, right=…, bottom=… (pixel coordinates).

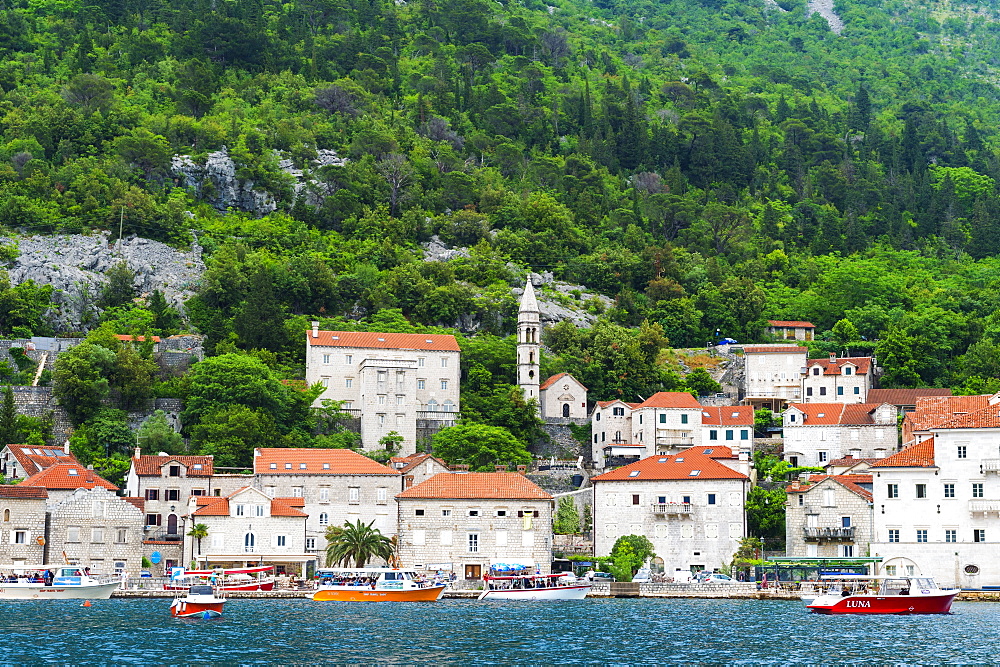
left=170, top=584, right=226, bottom=618
left=312, top=568, right=446, bottom=602
left=163, top=566, right=275, bottom=592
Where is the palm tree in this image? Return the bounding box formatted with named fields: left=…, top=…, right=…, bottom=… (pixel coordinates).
left=325, top=519, right=394, bottom=568
left=187, top=523, right=209, bottom=556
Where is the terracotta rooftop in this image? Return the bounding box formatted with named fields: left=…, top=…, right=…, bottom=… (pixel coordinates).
left=390, top=452, right=449, bottom=474
left=743, top=346, right=809, bottom=354
left=396, top=472, right=552, bottom=500
left=635, top=392, right=702, bottom=410
left=906, top=395, right=991, bottom=432
left=115, top=334, right=161, bottom=343
left=595, top=400, right=641, bottom=410
left=591, top=451, right=748, bottom=482
left=786, top=474, right=873, bottom=502
left=935, top=405, right=1000, bottom=430
left=193, top=487, right=309, bottom=517
left=539, top=373, right=587, bottom=392
left=826, top=455, right=879, bottom=468
left=699, top=446, right=737, bottom=459
left=306, top=330, right=460, bottom=351
left=806, top=356, right=873, bottom=375
left=5, top=445, right=77, bottom=478
left=0, top=486, right=47, bottom=499
left=20, top=463, right=119, bottom=491
left=871, top=439, right=936, bottom=468
left=868, top=388, right=952, bottom=406
left=123, top=497, right=145, bottom=512
left=254, top=448, right=398, bottom=476
left=767, top=320, right=816, bottom=328
left=701, top=406, right=755, bottom=427
left=132, top=454, right=214, bottom=477
left=786, top=403, right=891, bottom=426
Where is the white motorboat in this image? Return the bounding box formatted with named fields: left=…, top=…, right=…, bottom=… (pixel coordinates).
left=479, top=573, right=592, bottom=600
left=0, top=566, right=120, bottom=600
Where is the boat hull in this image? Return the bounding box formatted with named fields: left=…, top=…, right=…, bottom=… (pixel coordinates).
left=0, top=581, right=120, bottom=600
left=808, top=591, right=958, bottom=614
left=170, top=599, right=226, bottom=618
left=165, top=581, right=274, bottom=592
left=479, top=584, right=592, bottom=601
left=312, top=585, right=446, bottom=602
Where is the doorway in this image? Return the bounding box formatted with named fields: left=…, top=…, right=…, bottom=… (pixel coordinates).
left=464, top=564, right=481, bottom=579
left=562, top=404, right=570, bottom=417
left=167, top=514, right=178, bottom=535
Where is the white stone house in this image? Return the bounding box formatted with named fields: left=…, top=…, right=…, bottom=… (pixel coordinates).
left=633, top=392, right=704, bottom=455
left=0, top=486, right=48, bottom=565
left=782, top=403, right=897, bottom=468
left=801, top=355, right=876, bottom=404
left=539, top=373, right=588, bottom=420
left=785, top=474, right=873, bottom=559
left=766, top=320, right=816, bottom=342
left=591, top=400, right=640, bottom=467
left=591, top=451, right=748, bottom=577
left=252, top=448, right=400, bottom=565
left=46, top=486, right=145, bottom=576
left=390, top=452, right=451, bottom=490
left=869, top=405, right=1000, bottom=587
left=305, top=326, right=461, bottom=455
left=189, top=486, right=312, bottom=573
left=395, top=472, right=554, bottom=579
left=124, top=451, right=217, bottom=540
left=700, top=406, right=754, bottom=454
left=742, top=345, right=808, bottom=411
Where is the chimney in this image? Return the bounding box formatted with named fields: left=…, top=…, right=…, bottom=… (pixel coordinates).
left=495, top=465, right=508, bottom=472
left=134, top=446, right=141, bottom=459
left=311, top=321, right=319, bottom=338
left=829, top=353, right=837, bottom=363
left=516, top=465, right=527, bottom=474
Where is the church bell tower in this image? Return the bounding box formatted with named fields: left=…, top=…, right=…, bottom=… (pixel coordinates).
left=517, top=279, right=541, bottom=410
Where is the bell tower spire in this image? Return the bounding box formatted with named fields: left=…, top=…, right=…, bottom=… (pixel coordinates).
left=517, top=278, right=541, bottom=410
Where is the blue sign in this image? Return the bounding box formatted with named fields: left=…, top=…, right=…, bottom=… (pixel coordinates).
left=150, top=551, right=162, bottom=564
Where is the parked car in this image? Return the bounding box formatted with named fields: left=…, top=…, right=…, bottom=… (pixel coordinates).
left=632, top=568, right=652, bottom=583
left=701, top=573, right=737, bottom=585
left=717, top=337, right=739, bottom=345
left=590, top=572, right=616, bottom=582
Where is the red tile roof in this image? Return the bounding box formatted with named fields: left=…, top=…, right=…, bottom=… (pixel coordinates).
left=539, top=373, right=587, bottom=392
left=307, top=330, right=460, bottom=351
left=123, top=497, right=145, bottom=511
left=132, top=454, right=214, bottom=477
left=700, top=446, right=736, bottom=459
left=192, top=487, right=308, bottom=517
left=595, top=400, right=641, bottom=409
left=390, top=452, right=449, bottom=474
left=786, top=474, right=873, bottom=502
left=20, top=463, right=119, bottom=491
left=826, top=455, right=878, bottom=468
left=867, top=388, right=952, bottom=406
left=0, top=486, right=47, bottom=499
left=5, top=445, right=77, bottom=478
left=192, top=498, right=230, bottom=515
left=274, top=497, right=305, bottom=507
left=786, top=403, right=889, bottom=426
left=935, top=405, right=1000, bottom=430
left=396, top=472, right=552, bottom=500
left=743, top=346, right=809, bottom=354
left=254, top=448, right=398, bottom=476
left=806, top=356, right=873, bottom=375
left=270, top=499, right=309, bottom=517
left=635, top=392, right=702, bottom=410
left=701, top=406, right=755, bottom=427
left=115, top=334, right=161, bottom=343
left=906, top=395, right=991, bottom=432
left=591, top=452, right=748, bottom=482
left=871, top=439, right=936, bottom=468
left=767, top=320, right=816, bottom=328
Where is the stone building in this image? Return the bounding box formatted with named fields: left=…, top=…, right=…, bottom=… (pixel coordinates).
left=396, top=472, right=554, bottom=579
left=0, top=443, right=77, bottom=480
left=21, top=463, right=119, bottom=503
left=801, top=355, right=876, bottom=404
left=766, top=320, right=816, bottom=342
left=742, top=345, right=809, bottom=411
left=189, top=486, right=313, bottom=574
left=784, top=474, right=873, bottom=559
left=124, top=451, right=219, bottom=542
left=782, top=402, right=897, bottom=467
left=590, top=400, right=640, bottom=467
left=252, top=448, right=400, bottom=565
left=304, top=326, right=461, bottom=454
left=590, top=392, right=704, bottom=467
left=0, top=486, right=48, bottom=565
left=539, top=373, right=588, bottom=420
left=591, top=451, right=748, bottom=577
left=517, top=279, right=542, bottom=409
left=391, top=452, right=451, bottom=490
left=46, top=486, right=145, bottom=575
left=700, top=406, right=754, bottom=453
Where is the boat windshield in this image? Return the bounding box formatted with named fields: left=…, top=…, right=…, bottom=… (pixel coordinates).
left=189, top=585, right=214, bottom=595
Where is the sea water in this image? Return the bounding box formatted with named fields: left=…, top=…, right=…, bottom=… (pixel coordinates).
left=0, top=598, right=993, bottom=664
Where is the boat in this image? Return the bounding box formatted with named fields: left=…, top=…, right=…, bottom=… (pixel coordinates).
left=170, top=584, right=226, bottom=618
left=163, top=566, right=275, bottom=592
left=479, top=572, right=592, bottom=600
left=0, top=566, right=120, bottom=600
left=312, top=568, right=446, bottom=601
left=806, top=574, right=958, bottom=614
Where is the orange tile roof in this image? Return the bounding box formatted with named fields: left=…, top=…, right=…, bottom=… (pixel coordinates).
left=701, top=406, right=755, bottom=427
left=539, top=373, right=587, bottom=391
left=307, top=330, right=459, bottom=351
left=274, top=497, right=305, bottom=507
left=767, top=320, right=816, bottom=328
left=254, top=448, right=399, bottom=476
left=20, top=463, right=119, bottom=491
left=743, top=346, right=809, bottom=354
left=700, top=446, right=736, bottom=459
left=826, top=455, right=878, bottom=467
left=906, top=395, right=991, bottom=432
left=123, top=497, right=145, bottom=511
left=5, top=445, right=77, bottom=478
left=192, top=487, right=308, bottom=517
left=0, top=486, right=47, bottom=499
left=192, top=498, right=230, bottom=515
left=867, top=388, right=951, bottom=406
left=786, top=474, right=873, bottom=502
left=270, top=499, right=309, bottom=517
left=595, top=400, right=640, bottom=409
left=115, top=334, right=161, bottom=343
left=935, top=405, right=1000, bottom=430
left=591, top=452, right=748, bottom=482
left=806, top=356, right=873, bottom=375
left=635, top=392, right=702, bottom=410
left=396, top=472, right=552, bottom=500
left=132, top=454, right=214, bottom=477
left=871, top=439, right=936, bottom=468
left=391, top=452, right=449, bottom=474
left=786, top=403, right=888, bottom=426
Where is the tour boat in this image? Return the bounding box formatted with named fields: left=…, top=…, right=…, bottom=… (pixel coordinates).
left=170, top=584, right=226, bottom=618
left=479, top=573, right=592, bottom=600
left=0, top=566, right=120, bottom=600
left=806, top=575, right=958, bottom=614
left=312, top=568, right=446, bottom=602
left=163, top=565, right=275, bottom=592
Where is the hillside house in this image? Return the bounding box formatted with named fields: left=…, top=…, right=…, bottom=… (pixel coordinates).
left=766, top=320, right=816, bottom=342
left=785, top=474, right=873, bottom=560
left=742, top=345, right=809, bottom=411
left=782, top=403, right=897, bottom=467
left=801, top=355, right=877, bottom=404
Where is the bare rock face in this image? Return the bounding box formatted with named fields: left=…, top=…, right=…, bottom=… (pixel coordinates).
left=8, top=233, right=204, bottom=333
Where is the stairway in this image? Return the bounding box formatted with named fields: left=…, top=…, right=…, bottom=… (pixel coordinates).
left=31, top=352, right=47, bottom=386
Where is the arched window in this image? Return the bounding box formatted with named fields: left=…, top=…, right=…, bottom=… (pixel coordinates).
left=2, top=509, right=8, bottom=522
left=562, top=404, right=570, bottom=418
left=167, top=514, right=178, bottom=535
left=427, top=399, right=438, bottom=412
left=319, top=513, right=328, bottom=526
left=443, top=400, right=454, bottom=413
left=244, top=533, right=256, bottom=553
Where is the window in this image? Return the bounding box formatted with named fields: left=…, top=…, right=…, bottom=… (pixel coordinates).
left=345, top=378, right=353, bottom=388
left=632, top=494, right=640, bottom=506
left=789, top=414, right=796, bottom=423
left=658, top=414, right=666, bottom=424
left=709, top=430, right=718, bottom=441
left=973, top=483, right=984, bottom=498
left=944, top=483, right=955, bottom=498
left=885, top=565, right=897, bottom=576
left=468, top=510, right=479, bottom=517
left=244, top=532, right=256, bottom=553
left=844, top=366, right=853, bottom=375
left=417, top=379, right=425, bottom=390
left=841, top=545, right=854, bottom=557
left=255, top=505, right=265, bottom=517
left=975, top=529, right=986, bottom=543
left=438, top=357, right=447, bottom=368
left=740, top=430, right=749, bottom=440
left=67, top=527, right=80, bottom=542
left=888, top=529, right=899, bottom=543
left=349, top=487, right=360, bottom=504
left=319, top=488, right=329, bottom=502
left=725, top=430, right=733, bottom=441
left=958, top=445, right=967, bottom=459
left=613, top=407, right=625, bottom=416
left=887, top=484, right=898, bottom=499
left=306, top=538, right=316, bottom=550
left=377, top=487, right=387, bottom=504
left=806, top=388, right=813, bottom=397
left=169, top=465, right=180, bottom=477
left=319, top=513, right=328, bottom=525
left=269, top=463, right=277, bottom=470
left=823, top=489, right=835, bottom=507
left=841, top=516, right=851, bottom=528
left=442, top=509, right=451, bottom=517
left=467, top=533, right=479, bottom=553
left=415, top=509, right=425, bottom=516
left=322, top=354, right=330, bottom=364
left=916, top=529, right=928, bottom=543
left=236, top=505, right=245, bottom=516
left=292, top=486, right=303, bottom=498
left=798, top=495, right=804, bottom=506
left=192, top=489, right=205, bottom=497
left=378, top=395, right=386, bottom=405
left=680, top=414, right=688, bottom=424
left=13, top=530, right=26, bottom=544
left=92, top=528, right=104, bottom=543
left=145, top=514, right=161, bottom=526
left=321, top=377, right=330, bottom=387
left=916, top=484, right=927, bottom=499
left=945, top=529, right=957, bottom=543
left=682, top=495, right=691, bottom=504
left=116, top=529, right=127, bottom=544
left=819, top=387, right=827, bottom=396
left=166, top=489, right=179, bottom=501
left=818, top=451, right=827, bottom=463
left=145, top=489, right=158, bottom=501
left=812, top=367, right=820, bottom=376
left=837, top=387, right=844, bottom=395
left=418, top=357, right=425, bottom=367
left=277, top=535, right=286, bottom=547
left=707, top=494, right=716, bottom=505
left=345, top=354, right=352, bottom=364
left=853, top=387, right=860, bottom=394
left=496, top=510, right=506, bottom=517
left=440, top=380, right=448, bottom=390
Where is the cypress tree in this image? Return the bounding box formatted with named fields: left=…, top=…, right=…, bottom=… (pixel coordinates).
left=0, top=386, right=17, bottom=447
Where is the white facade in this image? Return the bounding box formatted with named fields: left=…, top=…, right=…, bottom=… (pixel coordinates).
left=591, top=400, right=637, bottom=467
left=742, top=345, right=808, bottom=409
left=785, top=475, right=873, bottom=559
left=782, top=403, right=897, bottom=467
left=517, top=280, right=542, bottom=408
left=800, top=356, right=875, bottom=404
left=589, top=393, right=704, bottom=467
left=305, top=327, right=461, bottom=455
left=539, top=373, right=588, bottom=419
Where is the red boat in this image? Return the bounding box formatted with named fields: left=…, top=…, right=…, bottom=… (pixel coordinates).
left=170, top=584, right=226, bottom=618
left=163, top=566, right=275, bottom=592
left=807, top=575, right=958, bottom=615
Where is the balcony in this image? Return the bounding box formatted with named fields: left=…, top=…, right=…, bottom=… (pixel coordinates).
left=651, top=503, right=692, bottom=515
left=983, top=460, right=1000, bottom=473
left=144, top=531, right=182, bottom=543
left=802, top=526, right=855, bottom=541
left=655, top=437, right=695, bottom=448
left=969, top=499, right=1000, bottom=513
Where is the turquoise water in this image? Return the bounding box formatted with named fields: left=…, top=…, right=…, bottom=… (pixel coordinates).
left=0, top=598, right=994, bottom=664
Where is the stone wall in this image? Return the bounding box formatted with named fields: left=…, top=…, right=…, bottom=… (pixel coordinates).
left=47, top=487, right=145, bottom=575
left=0, top=496, right=47, bottom=563
left=536, top=422, right=587, bottom=461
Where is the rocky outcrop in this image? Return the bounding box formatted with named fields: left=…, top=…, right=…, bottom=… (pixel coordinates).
left=514, top=272, right=613, bottom=329
left=807, top=0, right=844, bottom=33
left=8, top=233, right=204, bottom=333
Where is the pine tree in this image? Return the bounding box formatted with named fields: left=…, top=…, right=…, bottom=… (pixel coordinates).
left=0, top=386, right=16, bottom=446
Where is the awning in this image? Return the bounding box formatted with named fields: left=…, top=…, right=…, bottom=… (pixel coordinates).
left=489, top=558, right=534, bottom=567
left=195, top=554, right=318, bottom=563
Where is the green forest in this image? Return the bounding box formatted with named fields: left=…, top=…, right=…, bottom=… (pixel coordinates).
left=3, top=0, right=1000, bottom=475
